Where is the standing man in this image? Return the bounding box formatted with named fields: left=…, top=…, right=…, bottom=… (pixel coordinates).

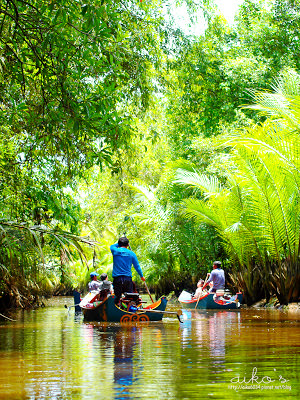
left=110, top=237, right=145, bottom=304
left=202, top=261, right=225, bottom=293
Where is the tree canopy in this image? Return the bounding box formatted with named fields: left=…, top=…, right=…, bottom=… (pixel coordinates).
left=1, top=0, right=300, bottom=308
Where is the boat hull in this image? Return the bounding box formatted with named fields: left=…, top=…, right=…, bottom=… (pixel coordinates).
left=81, top=295, right=168, bottom=322
left=179, top=292, right=243, bottom=310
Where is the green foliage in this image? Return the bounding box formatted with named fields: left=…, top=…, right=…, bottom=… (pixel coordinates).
left=0, top=0, right=174, bottom=307
left=0, top=0, right=169, bottom=181
left=165, top=0, right=300, bottom=158
left=236, top=0, right=300, bottom=71
left=2, top=0, right=300, bottom=307
left=176, top=70, right=300, bottom=304
left=0, top=218, right=99, bottom=308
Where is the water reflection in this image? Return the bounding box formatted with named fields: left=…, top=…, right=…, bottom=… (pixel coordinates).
left=113, top=326, right=138, bottom=399
left=0, top=298, right=299, bottom=399
left=83, top=322, right=145, bottom=400
left=180, top=310, right=241, bottom=362
left=208, top=311, right=227, bottom=360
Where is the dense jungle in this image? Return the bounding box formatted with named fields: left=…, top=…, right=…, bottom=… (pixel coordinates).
left=1, top=0, right=300, bottom=312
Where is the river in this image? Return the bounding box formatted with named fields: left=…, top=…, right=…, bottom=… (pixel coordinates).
left=0, top=297, right=299, bottom=399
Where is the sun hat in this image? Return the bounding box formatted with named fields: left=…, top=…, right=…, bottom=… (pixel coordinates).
left=100, top=273, right=108, bottom=281
left=90, top=272, right=99, bottom=278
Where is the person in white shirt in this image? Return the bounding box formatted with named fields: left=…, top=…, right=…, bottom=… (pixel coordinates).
left=88, top=272, right=102, bottom=291
left=194, top=279, right=204, bottom=299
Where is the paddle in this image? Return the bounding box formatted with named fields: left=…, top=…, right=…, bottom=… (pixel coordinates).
left=140, top=308, right=183, bottom=323
left=0, top=312, right=16, bottom=322
left=195, top=273, right=209, bottom=309
left=64, top=304, right=80, bottom=312
left=143, top=280, right=154, bottom=303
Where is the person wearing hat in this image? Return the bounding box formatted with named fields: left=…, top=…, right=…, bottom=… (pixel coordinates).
left=88, top=272, right=102, bottom=291
left=98, top=272, right=113, bottom=293
left=110, top=236, right=145, bottom=305
left=202, top=261, right=225, bottom=293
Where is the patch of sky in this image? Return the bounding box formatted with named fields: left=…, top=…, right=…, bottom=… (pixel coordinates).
left=167, top=0, right=245, bottom=36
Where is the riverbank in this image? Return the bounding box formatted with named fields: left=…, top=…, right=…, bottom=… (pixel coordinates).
left=250, top=297, right=300, bottom=310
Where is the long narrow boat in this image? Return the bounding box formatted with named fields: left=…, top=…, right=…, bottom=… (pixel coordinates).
left=80, top=291, right=168, bottom=322
left=178, top=290, right=243, bottom=310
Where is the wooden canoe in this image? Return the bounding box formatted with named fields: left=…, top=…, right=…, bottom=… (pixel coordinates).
left=179, top=291, right=243, bottom=310
left=80, top=293, right=168, bottom=322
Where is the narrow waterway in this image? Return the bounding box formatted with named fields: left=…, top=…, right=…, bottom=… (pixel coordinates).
left=0, top=297, right=299, bottom=399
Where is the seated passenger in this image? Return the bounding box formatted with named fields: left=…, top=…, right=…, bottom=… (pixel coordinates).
left=88, top=272, right=102, bottom=292
left=99, top=273, right=113, bottom=293
left=94, top=273, right=113, bottom=302
left=194, top=279, right=204, bottom=299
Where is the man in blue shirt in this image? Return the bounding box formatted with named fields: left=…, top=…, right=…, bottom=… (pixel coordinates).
left=202, top=261, right=225, bottom=293
left=110, top=237, right=145, bottom=304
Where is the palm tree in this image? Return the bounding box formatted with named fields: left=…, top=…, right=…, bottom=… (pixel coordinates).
left=0, top=220, right=98, bottom=309
left=175, top=69, right=300, bottom=304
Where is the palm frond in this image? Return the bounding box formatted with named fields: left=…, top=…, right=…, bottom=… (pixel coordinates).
left=128, top=184, right=156, bottom=202
left=181, top=198, right=222, bottom=229
left=175, top=168, right=224, bottom=197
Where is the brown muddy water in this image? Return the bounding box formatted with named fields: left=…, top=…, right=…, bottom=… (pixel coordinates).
left=0, top=297, right=299, bottom=399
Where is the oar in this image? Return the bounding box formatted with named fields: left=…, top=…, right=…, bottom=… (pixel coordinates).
left=143, top=280, right=154, bottom=303
left=195, top=273, right=209, bottom=309
left=64, top=304, right=80, bottom=312
left=0, top=312, right=17, bottom=322
left=140, top=308, right=183, bottom=323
